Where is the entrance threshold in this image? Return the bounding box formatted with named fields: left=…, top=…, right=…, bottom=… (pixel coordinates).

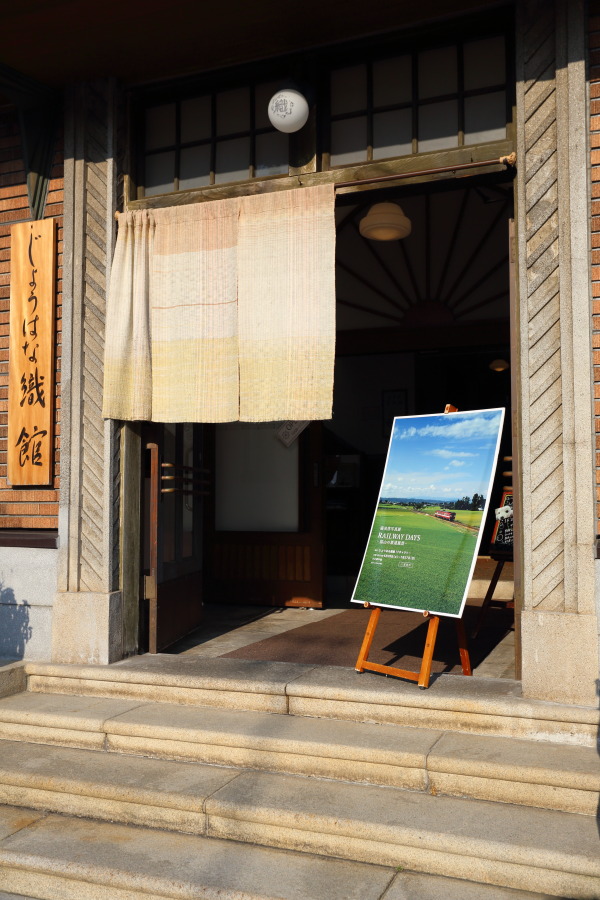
left=167, top=557, right=516, bottom=680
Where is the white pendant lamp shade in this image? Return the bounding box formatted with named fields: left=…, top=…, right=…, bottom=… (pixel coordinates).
left=359, top=202, right=412, bottom=241
left=268, top=89, right=309, bottom=133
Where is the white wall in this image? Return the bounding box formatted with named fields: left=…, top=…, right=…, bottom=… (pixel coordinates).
left=0, top=547, right=57, bottom=660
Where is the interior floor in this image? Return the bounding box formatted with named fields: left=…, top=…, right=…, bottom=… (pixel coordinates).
left=167, top=556, right=515, bottom=680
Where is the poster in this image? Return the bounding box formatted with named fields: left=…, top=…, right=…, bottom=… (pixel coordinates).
left=352, top=408, right=505, bottom=618
left=491, top=489, right=513, bottom=551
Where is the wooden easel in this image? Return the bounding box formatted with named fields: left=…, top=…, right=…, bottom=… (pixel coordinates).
left=354, top=404, right=472, bottom=689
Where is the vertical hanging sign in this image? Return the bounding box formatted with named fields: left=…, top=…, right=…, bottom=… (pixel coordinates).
left=8, top=219, right=56, bottom=486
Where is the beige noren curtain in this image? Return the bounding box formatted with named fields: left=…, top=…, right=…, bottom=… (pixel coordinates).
left=103, top=185, right=336, bottom=423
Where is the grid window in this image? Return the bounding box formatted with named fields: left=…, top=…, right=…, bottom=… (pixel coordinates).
left=142, top=82, right=289, bottom=196
left=328, top=35, right=507, bottom=168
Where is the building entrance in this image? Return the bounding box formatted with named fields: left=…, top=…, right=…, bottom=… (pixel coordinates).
left=139, top=174, right=516, bottom=672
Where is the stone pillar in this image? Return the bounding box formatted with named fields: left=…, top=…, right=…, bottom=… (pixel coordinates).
left=516, top=0, right=600, bottom=704
left=53, top=81, right=123, bottom=664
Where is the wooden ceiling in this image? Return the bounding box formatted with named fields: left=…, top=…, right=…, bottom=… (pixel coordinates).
left=1, top=0, right=504, bottom=88
left=335, top=178, right=513, bottom=334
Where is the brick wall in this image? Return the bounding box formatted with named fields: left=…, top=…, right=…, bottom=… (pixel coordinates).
left=0, top=107, right=62, bottom=530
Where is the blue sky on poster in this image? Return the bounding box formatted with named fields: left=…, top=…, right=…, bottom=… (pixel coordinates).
left=381, top=409, right=504, bottom=501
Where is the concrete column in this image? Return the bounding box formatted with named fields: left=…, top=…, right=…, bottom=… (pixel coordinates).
left=53, top=81, right=123, bottom=664
left=516, top=0, right=600, bottom=704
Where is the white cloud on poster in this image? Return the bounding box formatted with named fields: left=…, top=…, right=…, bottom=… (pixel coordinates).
left=428, top=449, right=477, bottom=459
left=395, top=415, right=500, bottom=441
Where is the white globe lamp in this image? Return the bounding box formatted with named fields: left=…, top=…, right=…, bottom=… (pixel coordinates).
left=268, top=88, right=309, bottom=134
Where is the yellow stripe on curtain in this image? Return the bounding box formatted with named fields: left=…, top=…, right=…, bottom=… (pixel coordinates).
left=103, top=185, right=336, bottom=422
left=238, top=186, right=336, bottom=422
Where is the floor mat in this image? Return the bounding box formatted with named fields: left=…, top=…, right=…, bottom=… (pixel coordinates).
left=220, top=603, right=514, bottom=674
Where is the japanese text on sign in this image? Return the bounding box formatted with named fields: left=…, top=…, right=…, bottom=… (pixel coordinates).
left=8, top=220, right=56, bottom=486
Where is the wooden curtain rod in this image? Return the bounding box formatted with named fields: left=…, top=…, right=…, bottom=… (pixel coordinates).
left=114, top=153, right=516, bottom=218
left=334, top=152, right=517, bottom=189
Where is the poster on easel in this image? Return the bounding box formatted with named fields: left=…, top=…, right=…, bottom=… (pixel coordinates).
left=351, top=408, right=505, bottom=618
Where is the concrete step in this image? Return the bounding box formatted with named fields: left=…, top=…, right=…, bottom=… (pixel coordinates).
left=0, top=736, right=597, bottom=877
left=0, top=805, right=561, bottom=900
left=0, top=692, right=598, bottom=816
left=203, top=769, right=600, bottom=897
left=24, top=657, right=600, bottom=746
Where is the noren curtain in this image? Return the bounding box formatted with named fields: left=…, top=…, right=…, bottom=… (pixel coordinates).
left=102, top=184, right=336, bottom=423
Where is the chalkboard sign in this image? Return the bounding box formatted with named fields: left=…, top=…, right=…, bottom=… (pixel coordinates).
left=491, top=490, right=513, bottom=551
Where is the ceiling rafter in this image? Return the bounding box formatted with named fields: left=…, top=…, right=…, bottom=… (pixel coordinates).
left=349, top=219, right=413, bottom=311
left=454, top=289, right=509, bottom=319
left=337, top=258, right=407, bottom=314
left=449, top=254, right=509, bottom=311
left=434, top=188, right=470, bottom=301
left=337, top=296, right=405, bottom=324
left=442, top=200, right=509, bottom=305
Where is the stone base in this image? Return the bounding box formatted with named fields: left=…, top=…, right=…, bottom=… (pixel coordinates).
left=51, top=591, right=123, bottom=665
left=520, top=610, right=599, bottom=706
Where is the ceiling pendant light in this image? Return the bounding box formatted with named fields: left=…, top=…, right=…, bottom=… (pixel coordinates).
left=359, top=202, right=412, bottom=241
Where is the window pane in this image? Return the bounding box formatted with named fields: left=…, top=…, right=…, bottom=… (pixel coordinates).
left=179, top=145, right=211, bottom=189
left=145, top=151, right=175, bottom=196
left=464, top=36, right=505, bottom=90
left=373, top=109, right=412, bottom=159
left=330, top=117, right=367, bottom=166
left=373, top=56, right=412, bottom=107
left=145, top=104, right=176, bottom=151
left=215, top=137, right=250, bottom=183
left=418, top=46, right=457, bottom=98
left=418, top=100, right=458, bottom=151
left=331, top=65, right=367, bottom=115
left=217, top=87, right=250, bottom=135
left=181, top=95, right=211, bottom=144
left=464, top=91, right=506, bottom=144
left=255, top=131, right=288, bottom=176
left=255, top=80, right=282, bottom=130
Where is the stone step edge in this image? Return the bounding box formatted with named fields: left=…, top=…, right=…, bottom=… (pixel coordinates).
left=23, top=661, right=600, bottom=728
left=2, top=694, right=600, bottom=795
left=0, top=807, right=398, bottom=900
left=0, top=737, right=598, bottom=823
left=0, top=699, right=598, bottom=818
left=0, top=793, right=597, bottom=900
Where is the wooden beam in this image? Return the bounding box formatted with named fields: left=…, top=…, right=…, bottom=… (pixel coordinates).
left=126, top=140, right=515, bottom=210
left=335, top=319, right=511, bottom=355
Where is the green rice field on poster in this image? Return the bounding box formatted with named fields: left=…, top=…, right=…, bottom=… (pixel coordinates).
left=352, top=408, right=504, bottom=617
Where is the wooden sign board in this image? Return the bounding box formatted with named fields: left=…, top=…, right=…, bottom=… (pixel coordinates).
left=8, top=219, right=56, bottom=486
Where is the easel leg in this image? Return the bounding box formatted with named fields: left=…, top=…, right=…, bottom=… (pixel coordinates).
left=418, top=615, right=440, bottom=688
left=455, top=619, right=472, bottom=676
left=355, top=606, right=381, bottom=672
left=472, top=559, right=505, bottom=638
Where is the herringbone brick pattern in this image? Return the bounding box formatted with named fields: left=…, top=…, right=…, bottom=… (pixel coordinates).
left=521, top=0, right=564, bottom=610
left=77, top=82, right=119, bottom=592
